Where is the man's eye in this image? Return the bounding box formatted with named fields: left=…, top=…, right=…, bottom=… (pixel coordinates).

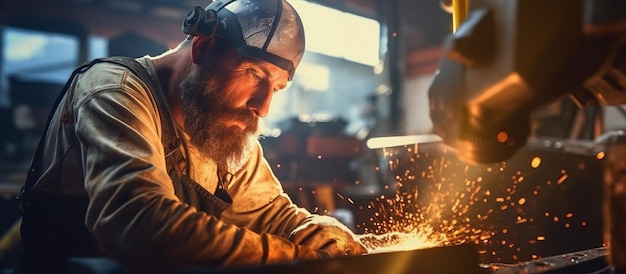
left=249, top=69, right=262, bottom=81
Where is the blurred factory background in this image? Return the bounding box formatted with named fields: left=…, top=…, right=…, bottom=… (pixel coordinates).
left=0, top=1, right=448, bottom=168
left=0, top=0, right=451, bottom=242
left=0, top=0, right=624, bottom=272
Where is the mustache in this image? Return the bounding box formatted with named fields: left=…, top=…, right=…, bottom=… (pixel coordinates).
left=213, top=105, right=258, bottom=131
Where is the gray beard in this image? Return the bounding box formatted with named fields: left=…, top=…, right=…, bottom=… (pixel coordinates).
left=179, top=64, right=259, bottom=172
left=227, top=134, right=257, bottom=172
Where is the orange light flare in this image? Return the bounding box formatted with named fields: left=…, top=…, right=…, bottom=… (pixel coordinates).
left=353, top=143, right=595, bottom=264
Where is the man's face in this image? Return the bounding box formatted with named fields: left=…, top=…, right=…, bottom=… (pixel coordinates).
left=179, top=51, right=289, bottom=171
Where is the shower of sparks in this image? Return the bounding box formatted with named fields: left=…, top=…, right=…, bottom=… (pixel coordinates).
left=358, top=147, right=503, bottom=254
left=262, top=136, right=606, bottom=264
left=348, top=144, right=605, bottom=264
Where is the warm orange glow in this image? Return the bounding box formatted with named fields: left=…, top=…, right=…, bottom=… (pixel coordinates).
left=597, top=151, right=606, bottom=160
left=497, top=131, right=509, bottom=143
left=530, top=157, right=542, bottom=168
left=361, top=231, right=440, bottom=254
left=354, top=140, right=591, bottom=264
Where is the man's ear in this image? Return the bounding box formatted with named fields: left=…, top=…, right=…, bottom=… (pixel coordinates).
left=191, top=35, right=216, bottom=64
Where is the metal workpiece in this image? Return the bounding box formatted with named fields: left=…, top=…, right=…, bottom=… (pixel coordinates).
left=488, top=247, right=609, bottom=274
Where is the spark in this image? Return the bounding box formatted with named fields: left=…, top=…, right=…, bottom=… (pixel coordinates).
left=531, top=157, right=542, bottom=168
left=557, top=174, right=568, bottom=185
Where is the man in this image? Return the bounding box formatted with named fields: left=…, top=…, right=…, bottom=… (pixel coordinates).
left=15, top=0, right=368, bottom=273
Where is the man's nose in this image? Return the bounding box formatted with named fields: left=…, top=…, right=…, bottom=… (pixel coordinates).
left=247, top=86, right=273, bottom=117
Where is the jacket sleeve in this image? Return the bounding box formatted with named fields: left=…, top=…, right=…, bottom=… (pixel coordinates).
left=220, top=143, right=367, bottom=256
left=220, top=142, right=311, bottom=237
left=75, top=76, right=325, bottom=269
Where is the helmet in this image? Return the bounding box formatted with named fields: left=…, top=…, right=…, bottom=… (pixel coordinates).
left=182, top=0, right=306, bottom=79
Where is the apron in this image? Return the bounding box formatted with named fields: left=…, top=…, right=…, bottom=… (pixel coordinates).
left=161, top=104, right=233, bottom=215
left=15, top=57, right=232, bottom=273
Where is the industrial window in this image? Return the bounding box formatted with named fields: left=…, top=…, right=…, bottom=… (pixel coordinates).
left=289, top=0, right=381, bottom=67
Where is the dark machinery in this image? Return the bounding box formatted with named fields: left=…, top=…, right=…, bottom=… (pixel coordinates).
left=430, top=0, right=626, bottom=164
left=428, top=0, right=626, bottom=271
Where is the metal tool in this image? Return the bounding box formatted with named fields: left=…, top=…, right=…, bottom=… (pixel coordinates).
left=429, top=0, right=626, bottom=164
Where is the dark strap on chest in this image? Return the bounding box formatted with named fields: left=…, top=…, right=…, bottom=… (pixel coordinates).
left=19, top=56, right=182, bottom=199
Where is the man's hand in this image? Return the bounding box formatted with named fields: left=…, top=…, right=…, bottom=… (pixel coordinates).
left=289, top=215, right=367, bottom=257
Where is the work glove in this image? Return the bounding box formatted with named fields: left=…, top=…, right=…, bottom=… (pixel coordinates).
left=289, top=215, right=368, bottom=257
left=262, top=233, right=332, bottom=265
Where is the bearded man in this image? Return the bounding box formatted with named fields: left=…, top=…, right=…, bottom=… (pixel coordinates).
left=15, top=1, right=367, bottom=273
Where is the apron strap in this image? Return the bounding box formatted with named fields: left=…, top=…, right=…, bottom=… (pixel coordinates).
left=18, top=56, right=185, bottom=202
